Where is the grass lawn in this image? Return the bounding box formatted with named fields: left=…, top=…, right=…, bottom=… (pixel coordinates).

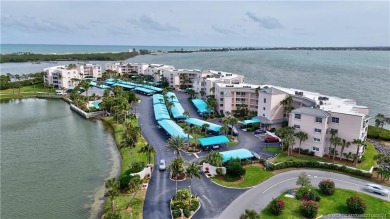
left=102, top=117, right=152, bottom=219
left=271, top=143, right=377, bottom=171
left=368, top=125, right=390, bottom=141
left=263, top=146, right=282, bottom=153
left=261, top=188, right=390, bottom=219
left=227, top=141, right=238, bottom=147
left=0, top=83, right=55, bottom=101
left=211, top=166, right=273, bottom=188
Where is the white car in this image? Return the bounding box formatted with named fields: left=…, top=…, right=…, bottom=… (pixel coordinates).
left=365, top=183, right=389, bottom=196
left=159, top=159, right=166, bottom=171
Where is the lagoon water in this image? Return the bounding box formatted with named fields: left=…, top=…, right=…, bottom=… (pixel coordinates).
left=0, top=98, right=120, bottom=219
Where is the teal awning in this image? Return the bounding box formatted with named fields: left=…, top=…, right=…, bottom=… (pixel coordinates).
left=166, top=92, right=179, bottom=103
left=153, top=94, right=165, bottom=105
left=198, top=135, right=230, bottom=147
left=158, top=120, right=193, bottom=140
left=220, top=149, right=254, bottom=162
left=153, top=104, right=170, bottom=121
left=185, top=118, right=221, bottom=132
left=240, top=118, right=261, bottom=125
left=171, top=102, right=186, bottom=119
left=191, top=99, right=212, bottom=113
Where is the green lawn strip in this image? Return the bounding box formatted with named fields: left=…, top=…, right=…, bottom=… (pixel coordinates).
left=102, top=117, right=152, bottom=219
left=261, top=188, right=390, bottom=219
left=368, top=126, right=390, bottom=141
left=211, top=166, right=273, bottom=188
left=0, top=83, right=55, bottom=100
left=271, top=143, right=377, bottom=171
left=263, top=147, right=282, bottom=153
left=227, top=141, right=238, bottom=147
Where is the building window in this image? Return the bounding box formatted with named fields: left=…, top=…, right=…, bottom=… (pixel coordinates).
left=220, top=104, right=223, bottom=107
left=263, top=114, right=265, bottom=116
left=263, top=107, right=266, bottom=110
left=313, top=138, right=321, bottom=142
left=330, top=129, right=338, bottom=134
left=264, top=98, right=266, bottom=103
left=315, top=117, right=322, bottom=123
left=332, top=117, right=340, bottom=123
left=314, top=128, right=322, bottom=133
left=294, top=124, right=300, bottom=129
left=312, top=147, right=319, bottom=151
left=295, top=114, right=301, bottom=119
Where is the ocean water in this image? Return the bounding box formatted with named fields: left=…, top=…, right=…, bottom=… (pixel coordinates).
left=0, top=99, right=121, bottom=219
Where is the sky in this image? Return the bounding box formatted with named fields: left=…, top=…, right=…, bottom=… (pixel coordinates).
left=1, top=1, right=389, bottom=47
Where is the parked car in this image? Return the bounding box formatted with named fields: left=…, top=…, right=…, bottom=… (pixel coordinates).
left=254, top=129, right=267, bottom=134
left=211, top=144, right=220, bottom=149
left=159, top=159, right=166, bottom=171
left=228, top=125, right=239, bottom=136
left=264, top=136, right=280, bottom=143
left=365, top=183, right=389, bottom=196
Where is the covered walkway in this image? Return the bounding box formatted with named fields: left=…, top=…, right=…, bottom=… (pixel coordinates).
left=198, top=135, right=230, bottom=148
left=153, top=94, right=165, bottom=105
left=220, top=149, right=254, bottom=162
left=135, top=87, right=155, bottom=95
left=153, top=104, right=170, bottom=121
left=171, top=102, right=186, bottom=120
left=158, top=119, right=193, bottom=140
left=166, top=92, right=179, bottom=103
left=184, top=118, right=221, bottom=132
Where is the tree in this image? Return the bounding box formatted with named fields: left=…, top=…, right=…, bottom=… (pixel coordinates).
left=201, top=123, right=210, bottom=135
left=269, top=199, right=285, bottom=216
left=280, top=95, right=294, bottom=118
left=183, top=111, right=190, bottom=118
left=226, top=158, right=245, bottom=178
left=228, top=117, right=239, bottom=135
left=339, top=139, right=351, bottom=160
left=170, top=157, right=185, bottom=193
left=79, top=80, right=90, bottom=99
left=296, top=172, right=311, bottom=188
left=294, top=131, right=308, bottom=154
left=346, top=195, right=366, bottom=214
left=138, top=144, right=156, bottom=164
left=239, top=209, right=260, bottom=219
left=183, top=125, right=195, bottom=147
left=205, top=151, right=224, bottom=167
left=220, top=126, right=229, bottom=136
left=282, top=134, right=295, bottom=156
left=192, top=126, right=202, bottom=148
left=125, top=175, right=142, bottom=209
left=166, top=136, right=185, bottom=158
left=331, top=135, right=342, bottom=161
left=352, top=139, right=365, bottom=165
left=185, top=162, right=201, bottom=200
left=375, top=113, right=387, bottom=135
left=105, top=178, right=120, bottom=212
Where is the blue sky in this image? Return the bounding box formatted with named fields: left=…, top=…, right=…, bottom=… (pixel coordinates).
left=1, top=1, right=389, bottom=47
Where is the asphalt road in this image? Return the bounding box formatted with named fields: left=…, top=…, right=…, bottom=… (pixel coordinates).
left=136, top=91, right=286, bottom=219
left=217, top=169, right=390, bottom=219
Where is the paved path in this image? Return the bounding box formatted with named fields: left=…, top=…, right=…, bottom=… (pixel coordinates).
left=217, top=169, right=390, bottom=219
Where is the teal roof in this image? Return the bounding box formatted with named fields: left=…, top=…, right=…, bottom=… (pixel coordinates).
left=185, top=118, right=221, bottom=132
left=135, top=87, right=155, bottom=94
left=158, top=120, right=193, bottom=140
left=198, top=135, right=230, bottom=147
left=240, top=118, right=261, bottom=125
left=114, top=83, right=135, bottom=89
left=171, top=102, right=186, bottom=119
left=153, top=94, right=165, bottom=105
left=153, top=104, right=170, bottom=121
left=191, top=99, right=212, bottom=113
left=166, top=92, right=179, bottom=103
left=220, top=149, right=254, bottom=162
left=141, top=84, right=163, bottom=92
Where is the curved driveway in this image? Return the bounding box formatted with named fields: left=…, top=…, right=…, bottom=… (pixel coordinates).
left=217, top=169, right=390, bottom=219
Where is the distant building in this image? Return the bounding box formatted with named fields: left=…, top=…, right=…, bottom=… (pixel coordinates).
left=43, top=64, right=101, bottom=89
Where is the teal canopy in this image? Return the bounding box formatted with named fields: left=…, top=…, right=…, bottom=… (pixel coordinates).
left=153, top=94, right=165, bottom=105
left=158, top=120, right=193, bottom=140
left=171, top=102, right=186, bottom=119
left=153, top=104, right=170, bottom=121
left=113, top=83, right=135, bottom=90
left=191, top=99, right=212, bottom=114
left=220, top=149, right=254, bottom=162
left=240, top=118, right=261, bottom=125
left=135, top=87, right=155, bottom=94
left=198, top=135, right=230, bottom=147
left=166, top=92, right=179, bottom=103
left=184, top=118, right=221, bottom=132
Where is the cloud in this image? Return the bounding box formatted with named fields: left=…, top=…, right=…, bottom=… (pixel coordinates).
left=245, top=12, right=283, bottom=29
left=211, top=25, right=235, bottom=35
left=1, top=15, right=71, bottom=33
left=127, top=15, right=180, bottom=32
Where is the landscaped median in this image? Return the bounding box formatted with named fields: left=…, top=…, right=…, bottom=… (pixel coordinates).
left=260, top=188, right=390, bottom=218
left=211, top=165, right=273, bottom=188
left=101, top=117, right=153, bottom=219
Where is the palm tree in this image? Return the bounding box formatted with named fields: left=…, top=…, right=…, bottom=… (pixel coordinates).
left=125, top=175, right=142, bottom=209
left=294, top=131, right=308, bottom=154
left=105, top=178, right=120, bottom=212
left=170, top=94, right=175, bottom=102
left=138, top=144, right=156, bottom=164
left=339, top=139, right=351, bottom=160
left=166, top=101, right=173, bottom=116
left=185, top=162, right=201, bottom=195
left=206, top=151, right=224, bottom=167
left=283, top=134, right=295, bottom=156
left=202, top=123, right=210, bottom=135
left=228, top=117, right=239, bottom=135
left=166, top=136, right=185, bottom=158
left=79, top=80, right=90, bottom=99
left=192, top=126, right=202, bottom=148
left=331, top=136, right=342, bottom=161
left=170, top=157, right=184, bottom=193
left=183, top=125, right=194, bottom=148
left=343, top=152, right=353, bottom=161
left=352, top=138, right=365, bottom=165
left=220, top=126, right=229, bottom=136
left=183, top=111, right=190, bottom=118
left=280, top=95, right=293, bottom=118
left=240, top=209, right=260, bottom=219
left=375, top=113, right=388, bottom=136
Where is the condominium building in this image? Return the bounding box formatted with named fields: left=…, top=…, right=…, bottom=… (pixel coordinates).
left=105, top=63, right=150, bottom=75
left=43, top=64, right=102, bottom=89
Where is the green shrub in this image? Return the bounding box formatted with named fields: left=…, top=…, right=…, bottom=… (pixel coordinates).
left=172, top=210, right=180, bottom=218
left=119, top=174, right=132, bottom=190
left=269, top=198, right=285, bottom=215
left=270, top=128, right=276, bottom=132
left=104, top=211, right=122, bottom=219
left=368, top=126, right=390, bottom=141
left=226, top=158, right=246, bottom=177
left=130, top=161, right=145, bottom=173
left=319, top=179, right=336, bottom=195
left=183, top=209, right=191, bottom=218
left=224, top=174, right=241, bottom=182
left=346, top=195, right=366, bottom=214
left=216, top=167, right=223, bottom=175
left=299, top=200, right=318, bottom=218
left=296, top=187, right=321, bottom=201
